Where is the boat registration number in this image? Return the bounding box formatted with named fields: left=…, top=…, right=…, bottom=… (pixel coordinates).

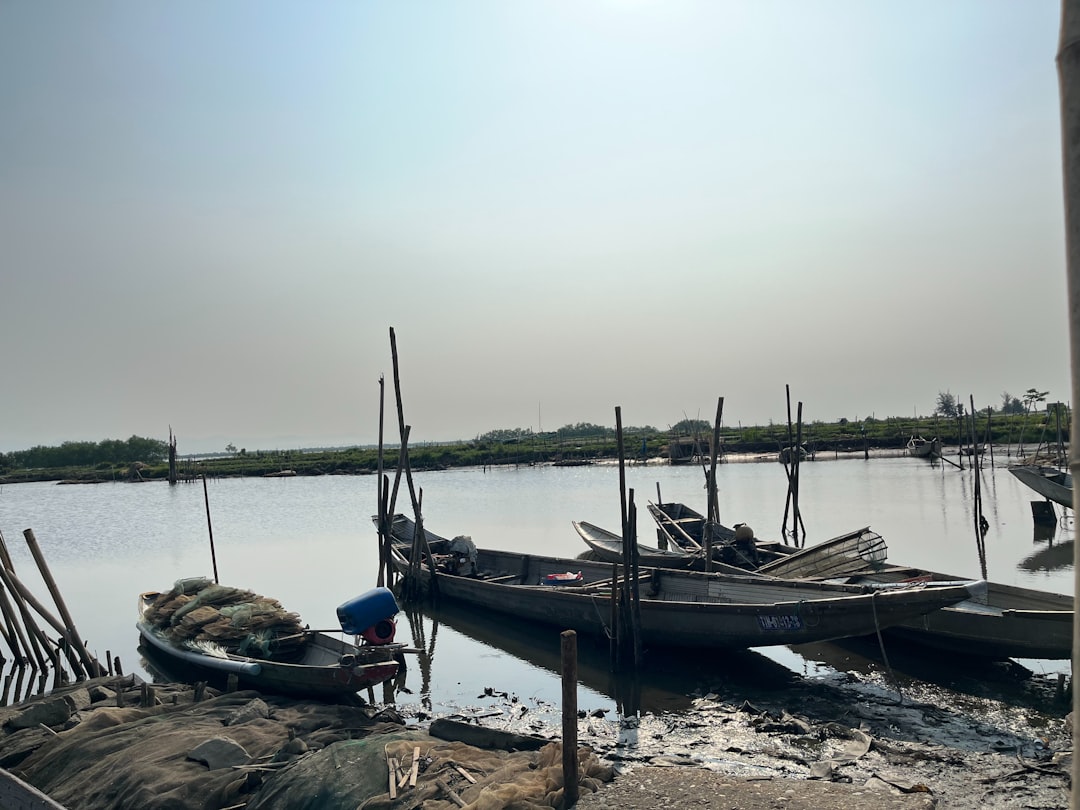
left=757, top=615, right=803, bottom=632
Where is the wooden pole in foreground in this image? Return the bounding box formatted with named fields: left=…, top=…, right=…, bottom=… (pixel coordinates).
left=560, top=630, right=579, bottom=806
left=22, top=530, right=97, bottom=676
left=1054, top=5, right=1080, bottom=803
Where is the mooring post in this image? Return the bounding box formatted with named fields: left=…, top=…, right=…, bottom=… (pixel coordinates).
left=560, top=630, right=579, bottom=806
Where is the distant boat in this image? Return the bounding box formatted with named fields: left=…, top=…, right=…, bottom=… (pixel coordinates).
left=778, top=444, right=809, bottom=464
left=905, top=436, right=941, bottom=458
left=1009, top=464, right=1074, bottom=509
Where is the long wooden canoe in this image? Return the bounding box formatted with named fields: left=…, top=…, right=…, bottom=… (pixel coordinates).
left=381, top=515, right=980, bottom=651
left=641, top=502, right=1074, bottom=660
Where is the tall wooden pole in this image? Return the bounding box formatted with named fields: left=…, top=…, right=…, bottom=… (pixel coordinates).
left=1055, top=4, right=1080, bottom=802
left=705, top=397, right=724, bottom=572
left=560, top=630, right=579, bottom=806
left=376, top=374, right=388, bottom=588
left=22, top=530, right=97, bottom=676
left=201, top=476, right=219, bottom=584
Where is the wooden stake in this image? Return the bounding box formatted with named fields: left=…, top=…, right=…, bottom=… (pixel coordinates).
left=561, top=629, right=579, bottom=806
left=201, top=476, right=220, bottom=584
left=20, top=531, right=96, bottom=676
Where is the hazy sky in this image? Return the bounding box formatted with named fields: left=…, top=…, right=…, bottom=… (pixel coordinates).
left=0, top=2, right=1069, bottom=454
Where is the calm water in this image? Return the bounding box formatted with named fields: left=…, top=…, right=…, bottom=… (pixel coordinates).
left=0, top=452, right=1072, bottom=716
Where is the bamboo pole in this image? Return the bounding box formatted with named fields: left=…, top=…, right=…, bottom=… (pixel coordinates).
left=705, top=397, right=724, bottom=572
left=376, top=374, right=389, bottom=588
left=387, top=329, right=439, bottom=597
left=22, top=530, right=98, bottom=676
left=1055, top=6, right=1080, bottom=802
left=1, top=565, right=89, bottom=677
left=201, top=476, right=219, bottom=584
left=0, top=569, right=51, bottom=677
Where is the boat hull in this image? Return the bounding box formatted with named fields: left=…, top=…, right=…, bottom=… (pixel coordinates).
left=384, top=532, right=977, bottom=651
left=641, top=502, right=1075, bottom=660
left=1009, top=465, right=1074, bottom=509
left=137, top=621, right=400, bottom=699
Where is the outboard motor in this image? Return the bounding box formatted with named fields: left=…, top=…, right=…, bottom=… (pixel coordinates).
left=336, top=587, right=400, bottom=645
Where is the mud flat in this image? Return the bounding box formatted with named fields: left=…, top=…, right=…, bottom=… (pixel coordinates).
left=411, top=661, right=1073, bottom=810
left=0, top=664, right=1070, bottom=810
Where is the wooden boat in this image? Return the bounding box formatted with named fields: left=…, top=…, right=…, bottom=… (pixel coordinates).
left=575, top=519, right=889, bottom=580
left=381, top=515, right=981, bottom=651
left=647, top=501, right=777, bottom=569
left=643, top=502, right=1073, bottom=659
left=836, top=565, right=1074, bottom=660
left=1009, top=464, right=1074, bottom=509
left=137, top=579, right=404, bottom=700
left=906, top=435, right=941, bottom=458
left=645, top=500, right=883, bottom=575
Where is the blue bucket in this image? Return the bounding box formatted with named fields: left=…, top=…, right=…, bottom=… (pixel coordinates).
left=336, top=587, right=399, bottom=635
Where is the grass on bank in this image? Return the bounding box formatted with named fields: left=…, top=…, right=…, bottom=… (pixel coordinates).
left=0, top=410, right=1067, bottom=485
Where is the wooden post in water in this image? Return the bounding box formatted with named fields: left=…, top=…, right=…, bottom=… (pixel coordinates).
left=609, top=562, right=618, bottom=670
left=705, top=397, right=724, bottom=571
left=22, top=530, right=98, bottom=676
left=201, top=476, right=219, bottom=584
left=615, top=408, right=640, bottom=670
left=628, top=491, right=642, bottom=670
left=376, top=374, right=389, bottom=588
left=560, top=630, right=579, bottom=806
left=167, top=427, right=177, bottom=486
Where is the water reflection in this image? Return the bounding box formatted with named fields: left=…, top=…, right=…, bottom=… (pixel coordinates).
left=403, top=600, right=798, bottom=717
left=1021, top=539, right=1075, bottom=574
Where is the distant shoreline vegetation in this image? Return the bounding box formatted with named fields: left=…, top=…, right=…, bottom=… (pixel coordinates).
left=0, top=408, right=1067, bottom=485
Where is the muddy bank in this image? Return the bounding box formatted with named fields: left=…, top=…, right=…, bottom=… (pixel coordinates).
left=0, top=663, right=1071, bottom=809
left=404, top=662, right=1073, bottom=809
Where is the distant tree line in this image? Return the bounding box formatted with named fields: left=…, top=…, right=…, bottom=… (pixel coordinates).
left=477, top=421, right=659, bottom=443
left=0, top=436, right=168, bottom=471
left=934, top=388, right=1054, bottom=420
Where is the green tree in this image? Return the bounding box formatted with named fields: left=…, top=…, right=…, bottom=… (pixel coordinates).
left=1000, top=392, right=1025, bottom=415
left=1022, top=388, right=1050, bottom=413
left=934, top=392, right=958, bottom=419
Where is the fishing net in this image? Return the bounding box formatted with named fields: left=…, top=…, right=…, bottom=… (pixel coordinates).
left=144, top=580, right=309, bottom=662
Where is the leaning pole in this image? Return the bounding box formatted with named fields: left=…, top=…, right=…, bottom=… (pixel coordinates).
left=1055, top=3, right=1080, bottom=806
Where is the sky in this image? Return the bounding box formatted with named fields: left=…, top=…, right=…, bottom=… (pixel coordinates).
left=0, top=2, right=1071, bottom=454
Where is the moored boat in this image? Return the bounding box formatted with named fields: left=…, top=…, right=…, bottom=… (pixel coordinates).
left=575, top=519, right=888, bottom=580
left=837, top=565, right=1073, bottom=660
left=137, top=578, right=405, bottom=700
left=642, top=502, right=1073, bottom=660
left=1008, top=464, right=1074, bottom=510
left=906, top=435, right=941, bottom=458
left=381, top=515, right=981, bottom=651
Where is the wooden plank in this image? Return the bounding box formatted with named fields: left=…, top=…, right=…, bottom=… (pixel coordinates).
left=409, top=746, right=421, bottom=786
left=387, top=755, right=398, bottom=799
left=0, top=768, right=69, bottom=809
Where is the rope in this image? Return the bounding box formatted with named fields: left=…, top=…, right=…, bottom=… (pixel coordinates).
left=869, top=589, right=903, bottom=703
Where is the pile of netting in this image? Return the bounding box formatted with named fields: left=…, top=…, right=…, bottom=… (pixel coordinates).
left=142, top=577, right=309, bottom=662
